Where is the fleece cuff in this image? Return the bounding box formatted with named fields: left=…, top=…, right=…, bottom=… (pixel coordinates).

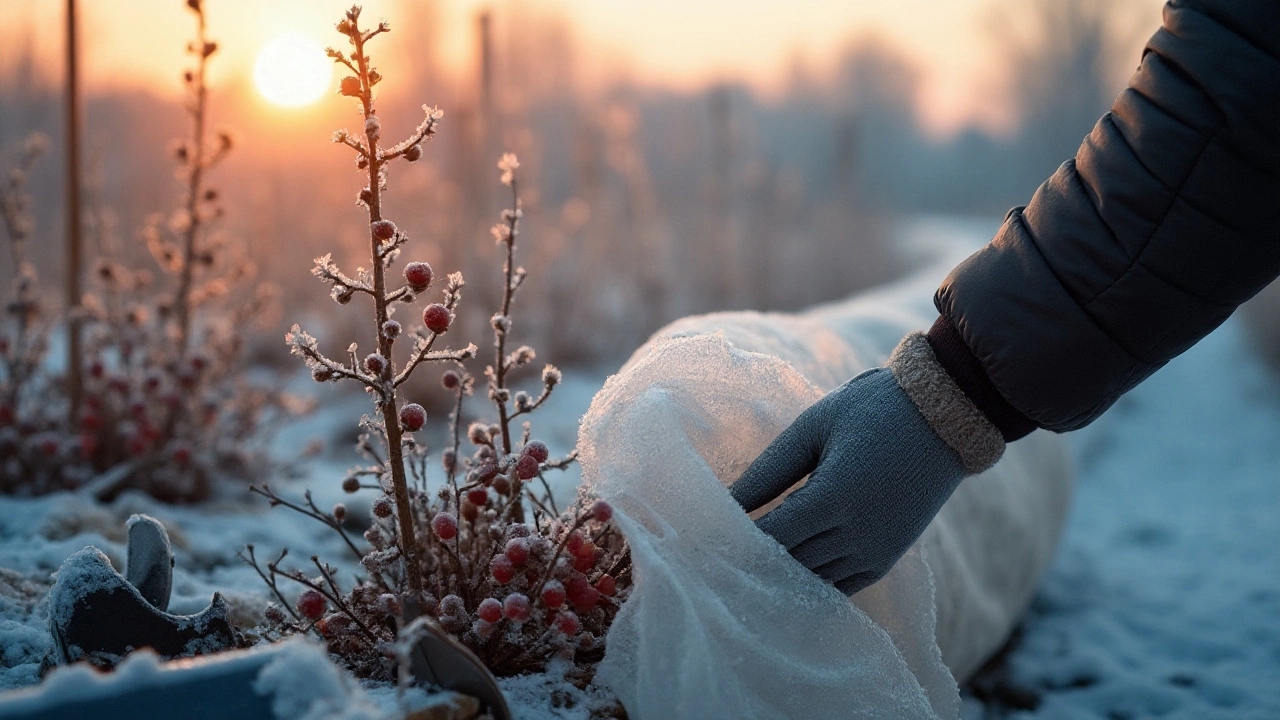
left=887, top=332, right=1005, bottom=474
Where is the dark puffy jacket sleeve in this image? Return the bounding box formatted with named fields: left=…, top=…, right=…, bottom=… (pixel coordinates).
left=929, top=0, right=1280, bottom=435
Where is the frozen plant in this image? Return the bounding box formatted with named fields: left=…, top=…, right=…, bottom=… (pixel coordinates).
left=1, top=0, right=300, bottom=501
left=0, top=134, right=66, bottom=494
left=70, top=0, right=300, bottom=502
left=247, top=6, right=630, bottom=683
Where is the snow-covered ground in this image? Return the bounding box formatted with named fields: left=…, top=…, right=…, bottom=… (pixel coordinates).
left=963, top=316, right=1280, bottom=719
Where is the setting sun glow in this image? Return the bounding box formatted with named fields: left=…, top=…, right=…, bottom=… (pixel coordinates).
left=253, top=33, right=331, bottom=107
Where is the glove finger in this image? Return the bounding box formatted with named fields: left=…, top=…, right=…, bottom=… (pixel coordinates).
left=752, top=478, right=835, bottom=551
left=788, top=526, right=852, bottom=573
left=730, top=413, right=822, bottom=513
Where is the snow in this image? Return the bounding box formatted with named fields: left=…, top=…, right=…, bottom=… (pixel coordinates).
left=252, top=638, right=382, bottom=720
left=967, top=316, right=1280, bottom=719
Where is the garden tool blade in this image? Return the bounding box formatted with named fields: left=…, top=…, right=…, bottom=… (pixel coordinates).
left=407, top=619, right=511, bottom=720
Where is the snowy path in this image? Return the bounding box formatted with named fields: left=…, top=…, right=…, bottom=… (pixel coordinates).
left=967, top=318, right=1280, bottom=719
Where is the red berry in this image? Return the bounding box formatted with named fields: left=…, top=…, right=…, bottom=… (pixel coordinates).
left=522, top=440, right=549, bottom=464
left=364, top=353, right=387, bottom=376
left=573, top=540, right=596, bottom=560
left=297, top=589, right=327, bottom=621
left=504, top=538, right=529, bottom=565
left=475, top=461, right=498, bottom=484
left=540, top=580, right=566, bottom=609
left=172, top=444, right=192, bottom=466
left=555, top=611, right=580, bottom=635
left=516, top=454, right=539, bottom=480
left=423, top=304, right=451, bottom=334
left=431, top=512, right=458, bottom=540
left=491, top=555, right=515, bottom=584
left=566, top=576, right=600, bottom=612
left=491, top=474, right=512, bottom=496
left=441, top=371, right=461, bottom=390
left=467, top=487, right=490, bottom=506
left=503, top=593, right=531, bottom=622
left=339, top=76, right=362, bottom=97
left=89, top=362, right=105, bottom=379
left=399, top=403, right=426, bottom=431
left=403, top=261, right=433, bottom=292
left=591, top=500, right=613, bottom=523
left=461, top=501, right=479, bottom=522
left=38, top=437, right=59, bottom=456
left=594, top=574, right=617, bottom=597
left=439, top=594, right=466, bottom=617
left=332, top=504, right=347, bottom=523
left=373, top=496, right=394, bottom=518
left=372, top=219, right=397, bottom=240
left=80, top=414, right=102, bottom=432
left=573, top=552, right=595, bottom=573
left=404, top=144, right=423, bottom=162
left=565, top=531, right=585, bottom=556
left=78, top=434, right=97, bottom=456
left=477, top=598, right=502, bottom=623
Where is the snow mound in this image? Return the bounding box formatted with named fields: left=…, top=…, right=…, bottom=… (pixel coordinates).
left=580, top=267, right=1072, bottom=719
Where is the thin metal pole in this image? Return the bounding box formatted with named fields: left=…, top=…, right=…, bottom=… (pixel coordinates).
left=65, top=0, right=84, bottom=422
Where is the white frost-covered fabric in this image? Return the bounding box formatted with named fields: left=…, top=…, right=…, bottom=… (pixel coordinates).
left=580, top=268, right=1072, bottom=719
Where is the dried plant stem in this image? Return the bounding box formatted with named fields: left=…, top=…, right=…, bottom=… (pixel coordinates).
left=349, top=24, right=425, bottom=612
left=173, top=3, right=209, bottom=356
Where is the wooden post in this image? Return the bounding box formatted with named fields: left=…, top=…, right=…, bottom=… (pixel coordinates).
left=65, top=0, right=84, bottom=423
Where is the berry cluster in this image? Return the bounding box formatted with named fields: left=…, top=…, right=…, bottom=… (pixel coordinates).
left=247, top=6, right=630, bottom=683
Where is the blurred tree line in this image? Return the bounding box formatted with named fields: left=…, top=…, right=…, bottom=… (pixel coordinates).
left=0, top=0, right=1166, bottom=370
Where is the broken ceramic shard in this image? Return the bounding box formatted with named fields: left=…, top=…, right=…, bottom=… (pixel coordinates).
left=125, top=514, right=173, bottom=612
left=48, top=516, right=241, bottom=667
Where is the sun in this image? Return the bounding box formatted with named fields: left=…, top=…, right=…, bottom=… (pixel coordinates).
left=253, top=33, right=332, bottom=107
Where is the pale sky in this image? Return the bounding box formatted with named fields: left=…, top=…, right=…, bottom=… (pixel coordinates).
left=5, top=0, right=1166, bottom=136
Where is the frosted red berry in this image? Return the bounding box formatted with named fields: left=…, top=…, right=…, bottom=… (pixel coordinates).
left=476, top=461, right=498, bottom=484
left=564, top=531, right=585, bottom=556
left=332, top=503, right=347, bottom=523
left=504, top=538, right=529, bottom=565
left=461, top=501, right=479, bottom=522
left=439, top=594, right=466, bottom=617
left=172, top=444, right=192, bottom=466
left=423, top=304, right=451, bottom=334
left=516, top=453, right=539, bottom=480
left=339, top=76, right=361, bottom=97
left=372, top=496, right=394, bottom=518
left=540, top=580, right=566, bottom=609
left=491, top=555, right=515, bottom=584
left=595, top=574, right=617, bottom=597
left=403, top=261, right=433, bottom=292
left=491, top=474, right=512, bottom=496
left=591, top=500, right=613, bottom=523
left=502, top=593, right=531, bottom=622
left=555, top=611, right=580, bottom=636
left=566, top=576, right=600, bottom=612
left=467, top=487, right=490, bottom=507
left=441, top=371, right=460, bottom=390
left=521, top=440, right=549, bottom=464
left=372, top=219, right=397, bottom=240
left=573, top=552, right=595, bottom=573
left=477, top=598, right=502, bottom=623
left=297, top=589, right=327, bottom=621
left=364, top=353, right=387, bottom=375
left=431, top=512, right=458, bottom=540
left=399, top=403, right=427, bottom=431
left=404, top=144, right=423, bottom=162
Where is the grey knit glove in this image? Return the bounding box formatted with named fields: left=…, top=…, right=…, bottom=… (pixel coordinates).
left=730, top=333, right=1007, bottom=594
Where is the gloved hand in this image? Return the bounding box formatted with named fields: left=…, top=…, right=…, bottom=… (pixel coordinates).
left=730, top=332, right=1006, bottom=594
